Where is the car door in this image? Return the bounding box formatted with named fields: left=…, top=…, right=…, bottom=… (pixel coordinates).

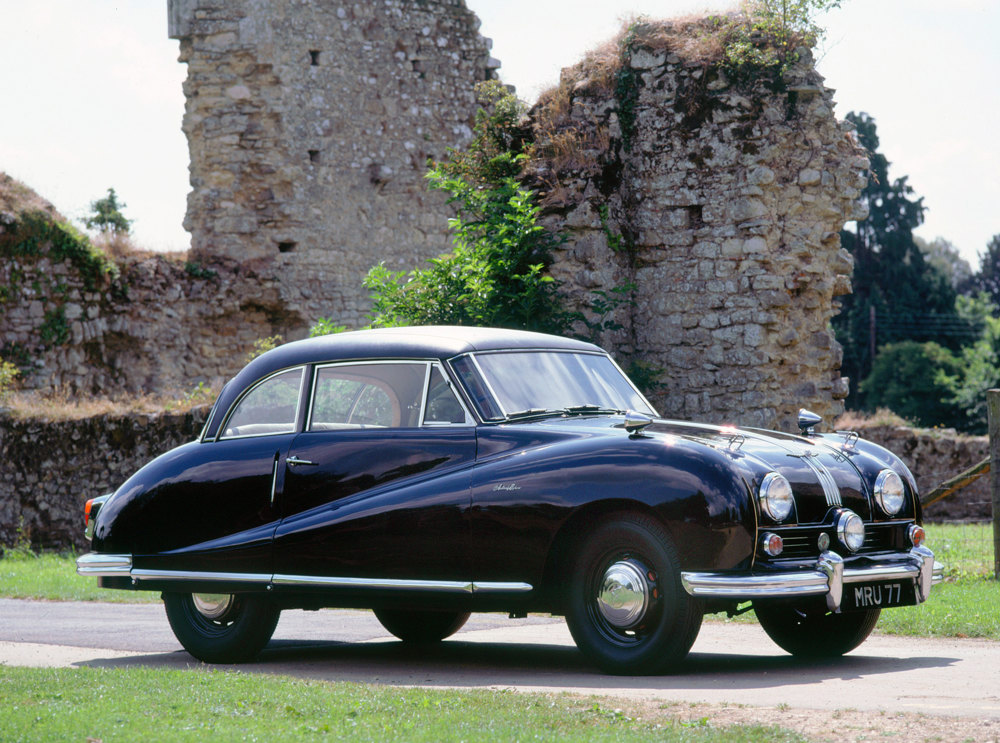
left=273, top=362, right=477, bottom=586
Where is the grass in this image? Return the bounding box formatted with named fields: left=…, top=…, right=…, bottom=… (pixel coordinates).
left=0, top=666, right=806, bottom=743
left=0, top=549, right=156, bottom=603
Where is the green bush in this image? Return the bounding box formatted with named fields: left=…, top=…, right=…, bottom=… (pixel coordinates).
left=0, top=360, right=19, bottom=404
left=364, top=82, right=569, bottom=334
left=859, top=340, right=965, bottom=428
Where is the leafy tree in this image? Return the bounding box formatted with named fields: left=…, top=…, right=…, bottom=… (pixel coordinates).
left=937, top=293, right=1000, bottom=433
left=859, top=341, right=964, bottom=429
left=364, top=82, right=569, bottom=333
left=309, top=317, right=347, bottom=337
left=916, top=236, right=972, bottom=292
left=960, top=234, right=1000, bottom=305
left=833, top=112, right=959, bottom=408
left=84, top=187, right=131, bottom=235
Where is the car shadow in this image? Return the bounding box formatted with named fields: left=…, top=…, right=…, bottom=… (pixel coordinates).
left=78, top=636, right=960, bottom=691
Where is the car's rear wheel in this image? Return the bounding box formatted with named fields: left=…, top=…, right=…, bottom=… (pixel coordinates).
left=754, top=602, right=880, bottom=657
left=564, top=514, right=702, bottom=675
left=373, top=608, right=470, bottom=643
left=163, top=592, right=280, bottom=663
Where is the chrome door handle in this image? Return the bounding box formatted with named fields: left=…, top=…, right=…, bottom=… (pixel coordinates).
left=286, top=456, right=317, bottom=467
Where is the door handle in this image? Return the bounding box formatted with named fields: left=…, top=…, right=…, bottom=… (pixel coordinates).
left=286, top=456, right=318, bottom=467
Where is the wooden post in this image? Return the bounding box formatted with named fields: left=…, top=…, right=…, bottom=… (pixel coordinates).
left=988, top=389, right=1000, bottom=579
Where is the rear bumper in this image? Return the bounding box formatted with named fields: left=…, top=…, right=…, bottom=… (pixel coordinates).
left=681, top=546, right=942, bottom=612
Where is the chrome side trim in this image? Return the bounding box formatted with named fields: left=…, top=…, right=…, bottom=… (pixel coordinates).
left=270, top=575, right=533, bottom=594
left=273, top=574, right=474, bottom=592
left=130, top=570, right=271, bottom=583
left=472, top=581, right=534, bottom=594
left=76, top=552, right=132, bottom=577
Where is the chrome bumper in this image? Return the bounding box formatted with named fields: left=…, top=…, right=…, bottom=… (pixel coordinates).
left=681, top=546, right=943, bottom=612
left=76, top=552, right=132, bottom=576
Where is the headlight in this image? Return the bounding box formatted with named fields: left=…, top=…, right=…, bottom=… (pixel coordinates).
left=759, top=472, right=794, bottom=522
left=836, top=509, right=865, bottom=552
left=874, top=469, right=905, bottom=516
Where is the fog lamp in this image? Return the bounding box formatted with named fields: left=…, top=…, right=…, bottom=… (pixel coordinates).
left=760, top=532, right=784, bottom=557
left=836, top=510, right=865, bottom=552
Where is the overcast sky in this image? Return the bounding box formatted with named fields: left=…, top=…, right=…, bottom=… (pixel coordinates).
left=1, top=1, right=997, bottom=266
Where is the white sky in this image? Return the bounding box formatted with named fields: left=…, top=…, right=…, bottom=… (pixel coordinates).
left=0, top=1, right=997, bottom=266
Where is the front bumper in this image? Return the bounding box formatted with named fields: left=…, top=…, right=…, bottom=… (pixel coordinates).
left=681, top=545, right=943, bottom=612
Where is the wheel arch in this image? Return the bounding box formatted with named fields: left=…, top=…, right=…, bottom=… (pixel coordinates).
left=540, top=500, right=668, bottom=610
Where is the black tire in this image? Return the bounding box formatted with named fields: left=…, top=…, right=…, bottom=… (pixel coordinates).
left=754, top=602, right=880, bottom=657
left=373, top=608, right=471, bottom=643
left=564, top=514, right=702, bottom=675
left=163, top=592, right=280, bottom=663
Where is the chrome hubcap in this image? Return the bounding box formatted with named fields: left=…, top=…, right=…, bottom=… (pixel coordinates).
left=192, top=593, right=234, bottom=620
left=596, top=561, right=649, bottom=629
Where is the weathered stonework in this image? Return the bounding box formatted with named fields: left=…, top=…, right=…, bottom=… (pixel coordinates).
left=0, top=407, right=209, bottom=551
left=169, top=0, right=499, bottom=326
left=527, top=21, right=868, bottom=430
left=4, top=13, right=868, bottom=432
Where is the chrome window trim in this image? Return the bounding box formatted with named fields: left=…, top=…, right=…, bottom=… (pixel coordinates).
left=306, top=359, right=473, bottom=431
left=603, top=353, right=659, bottom=418
left=418, top=362, right=433, bottom=426
left=420, top=362, right=474, bottom=427
left=307, top=359, right=429, bottom=431
left=215, top=366, right=306, bottom=442
left=465, top=352, right=509, bottom=419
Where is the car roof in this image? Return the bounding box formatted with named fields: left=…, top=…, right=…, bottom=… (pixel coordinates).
left=205, top=326, right=605, bottom=438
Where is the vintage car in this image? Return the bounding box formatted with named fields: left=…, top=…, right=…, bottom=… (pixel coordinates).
left=77, top=326, right=942, bottom=673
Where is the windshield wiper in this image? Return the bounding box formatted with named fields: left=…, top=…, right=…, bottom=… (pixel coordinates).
left=504, top=408, right=564, bottom=421
left=563, top=404, right=626, bottom=415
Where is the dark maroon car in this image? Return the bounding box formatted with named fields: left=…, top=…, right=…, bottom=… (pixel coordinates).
left=77, top=326, right=942, bottom=673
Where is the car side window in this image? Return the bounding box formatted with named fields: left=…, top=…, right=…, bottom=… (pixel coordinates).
left=309, top=363, right=426, bottom=430
left=220, top=367, right=303, bottom=439
left=422, top=366, right=469, bottom=425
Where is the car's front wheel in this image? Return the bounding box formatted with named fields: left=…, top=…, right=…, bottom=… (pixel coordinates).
left=163, top=592, right=280, bottom=663
left=373, top=608, right=470, bottom=643
left=754, top=602, right=880, bottom=657
left=565, top=514, right=703, bottom=675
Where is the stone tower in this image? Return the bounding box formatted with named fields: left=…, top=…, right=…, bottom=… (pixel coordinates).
left=168, top=0, right=499, bottom=325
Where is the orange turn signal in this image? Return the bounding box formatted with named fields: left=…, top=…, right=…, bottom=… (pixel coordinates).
left=84, top=498, right=95, bottom=526
left=909, top=525, right=926, bottom=547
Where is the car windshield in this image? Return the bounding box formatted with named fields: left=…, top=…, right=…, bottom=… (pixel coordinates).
left=455, top=351, right=656, bottom=420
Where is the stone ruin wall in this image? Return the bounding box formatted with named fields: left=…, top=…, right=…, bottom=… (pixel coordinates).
left=528, top=25, right=868, bottom=429
left=1, top=7, right=868, bottom=432
left=169, top=0, right=499, bottom=328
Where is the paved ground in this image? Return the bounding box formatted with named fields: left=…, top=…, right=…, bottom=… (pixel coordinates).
left=2, top=597, right=999, bottom=726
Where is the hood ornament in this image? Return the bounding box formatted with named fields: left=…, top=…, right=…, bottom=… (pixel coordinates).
left=797, top=409, right=823, bottom=436
left=623, top=411, right=653, bottom=435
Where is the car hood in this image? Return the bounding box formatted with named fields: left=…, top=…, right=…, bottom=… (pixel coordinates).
left=643, top=419, right=873, bottom=523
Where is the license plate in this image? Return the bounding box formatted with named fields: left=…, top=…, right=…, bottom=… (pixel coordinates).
left=842, top=581, right=917, bottom=611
